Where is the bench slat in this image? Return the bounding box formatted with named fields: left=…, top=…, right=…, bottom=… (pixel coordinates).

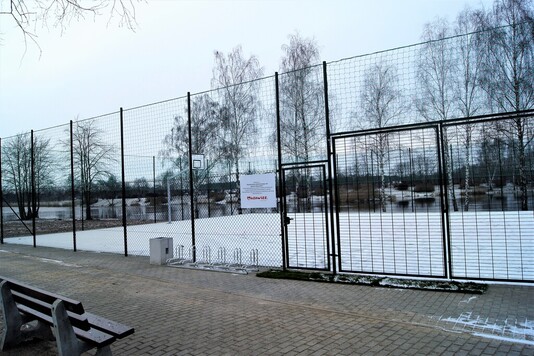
left=12, top=290, right=92, bottom=331
left=0, top=276, right=85, bottom=314
left=1, top=275, right=134, bottom=353
left=86, top=312, right=135, bottom=338
left=17, top=304, right=116, bottom=347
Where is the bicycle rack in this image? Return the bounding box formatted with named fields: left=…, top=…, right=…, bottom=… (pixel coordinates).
left=166, top=245, right=260, bottom=274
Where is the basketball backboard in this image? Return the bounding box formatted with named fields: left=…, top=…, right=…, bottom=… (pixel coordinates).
left=191, top=154, right=205, bottom=170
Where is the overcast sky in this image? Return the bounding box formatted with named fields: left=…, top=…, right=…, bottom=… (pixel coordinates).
left=0, top=0, right=493, bottom=138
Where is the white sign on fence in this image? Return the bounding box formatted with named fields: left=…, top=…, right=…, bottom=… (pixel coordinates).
left=240, top=173, right=277, bottom=209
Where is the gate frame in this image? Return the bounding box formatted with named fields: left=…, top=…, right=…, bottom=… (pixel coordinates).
left=329, top=110, right=534, bottom=283
left=331, top=122, right=450, bottom=279
left=281, top=162, right=332, bottom=271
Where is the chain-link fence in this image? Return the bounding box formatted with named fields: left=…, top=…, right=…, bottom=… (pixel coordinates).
left=1, top=23, right=533, bottom=281
left=444, top=114, right=534, bottom=281
left=332, top=112, right=534, bottom=282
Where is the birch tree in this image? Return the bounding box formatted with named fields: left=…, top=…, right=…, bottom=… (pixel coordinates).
left=161, top=94, right=224, bottom=215
left=479, top=0, right=534, bottom=210
left=211, top=45, right=264, bottom=213
left=453, top=7, right=486, bottom=211
left=279, top=32, right=323, bottom=212
left=279, top=32, right=324, bottom=162
left=359, top=63, right=407, bottom=212
left=417, top=17, right=459, bottom=211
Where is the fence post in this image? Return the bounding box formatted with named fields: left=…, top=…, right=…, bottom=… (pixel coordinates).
left=70, top=121, right=77, bottom=251
left=437, top=123, right=451, bottom=279
left=31, top=130, right=36, bottom=247
left=153, top=156, right=157, bottom=223
left=0, top=137, right=3, bottom=244
left=120, top=108, right=128, bottom=257
left=207, top=159, right=211, bottom=218
left=187, top=92, right=196, bottom=262
left=275, top=72, right=287, bottom=271
left=323, top=61, right=337, bottom=275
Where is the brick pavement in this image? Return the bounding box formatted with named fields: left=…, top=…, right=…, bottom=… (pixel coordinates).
left=0, top=244, right=532, bottom=355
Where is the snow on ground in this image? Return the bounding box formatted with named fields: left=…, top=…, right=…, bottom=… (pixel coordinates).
left=5, top=214, right=283, bottom=267
left=449, top=211, right=534, bottom=280
left=432, top=312, right=534, bottom=345
left=4, top=211, right=533, bottom=281
left=338, top=211, right=444, bottom=276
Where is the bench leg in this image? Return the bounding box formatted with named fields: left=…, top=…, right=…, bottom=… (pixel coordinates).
left=95, top=345, right=112, bottom=355
left=1, top=281, right=55, bottom=350
left=0, top=280, right=23, bottom=350
left=52, top=299, right=85, bottom=356
left=52, top=300, right=113, bottom=356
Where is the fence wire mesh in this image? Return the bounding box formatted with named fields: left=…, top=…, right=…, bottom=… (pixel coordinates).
left=333, top=126, right=447, bottom=277
left=444, top=115, right=534, bottom=281
left=122, top=98, right=189, bottom=256
left=1, top=23, right=533, bottom=281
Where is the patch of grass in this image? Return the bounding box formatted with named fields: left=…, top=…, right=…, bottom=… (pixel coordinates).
left=256, top=270, right=330, bottom=283
left=256, top=270, right=487, bottom=294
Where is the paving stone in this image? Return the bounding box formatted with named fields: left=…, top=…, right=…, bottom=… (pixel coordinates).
left=0, top=244, right=532, bottom=355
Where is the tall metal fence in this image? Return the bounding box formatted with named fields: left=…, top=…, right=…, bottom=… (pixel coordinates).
left=1, top=23, right=533, bottom=283
left=332, top=112, right=534, bottom=282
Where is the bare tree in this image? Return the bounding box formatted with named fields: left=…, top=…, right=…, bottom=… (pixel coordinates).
left=70, top=120, right=116, bottom=220
left=416, top=18, right=457, bottom=122
left=413, top=152, right=437, bottom=183
left=161, top=95, right=223, bottom=167
left=2, top=0, right=138, bottom=55
left=97, top=173, right=121, bottom=218
left=2, top=133, right=54, bottom=220
left=161, top=94, right=224, bottom=215
left=131, top=177, right=149, bottom=198
left=279, top=32, right=324, bottom=162
left=453, top=7, right=486, bottom=211
left=417, top=17, right=459, bottom=211
left=480, top=0, right=534, bottom=112
left=478, top=0, right=534, bottom=210
left=278, top=32, right=323, bottom=212
left=358, top=63, right=407, bottom=212
left=211, top=45, right=263, bottom=213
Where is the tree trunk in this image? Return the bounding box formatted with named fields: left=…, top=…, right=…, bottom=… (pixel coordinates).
left=85, top=190, right=93, bottom=220
left=464, top=132, right=471, bottom=212
left=444, top=137, right=458, bottom=212
left=516, top=118, right=528, bottom=211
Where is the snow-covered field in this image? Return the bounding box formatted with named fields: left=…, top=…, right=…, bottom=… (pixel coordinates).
left=5, top=214, right=283, bottom=267
left=337, top=211, right=534, bottom=281
left=449, top=211, right=534, bottom=280
left=4, top=211, right=533, bottom=281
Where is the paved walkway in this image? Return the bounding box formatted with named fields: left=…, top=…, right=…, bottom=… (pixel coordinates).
left=0, top=244, right=532, bottom=355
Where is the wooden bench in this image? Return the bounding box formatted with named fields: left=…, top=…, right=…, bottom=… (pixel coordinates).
left=0, top=276, right=134, bottom=355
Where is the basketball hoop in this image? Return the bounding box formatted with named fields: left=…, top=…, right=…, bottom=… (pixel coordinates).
left=191, top=154, right=205, bottom=170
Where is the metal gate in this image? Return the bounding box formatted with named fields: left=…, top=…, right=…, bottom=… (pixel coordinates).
left=282, top=164, right=331, bottom=270
left=332, top=125, right=448, bottom=278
